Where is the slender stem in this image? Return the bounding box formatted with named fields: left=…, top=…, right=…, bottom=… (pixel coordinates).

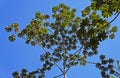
left=109, top=12, right=120, bottom=24
left=48, top=28, right=54, bottom=34
left=63, top=48, right=67, bottom=78
left=74, top=45, right=83, bottom=54
left=53, top=74, right=63, bottom=78
left=41, top=46, right=64, bottom=74
left=41, top=46, right=47, bottom=53
left=99, top=12, right=120, bottom=31
left=86, top=61, right=96, bottom=64
left=66, top=45, right=83, bottom=73
left=53, top=62, right=64, bottom=73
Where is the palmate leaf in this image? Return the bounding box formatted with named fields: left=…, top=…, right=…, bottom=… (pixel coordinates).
left=12, top=23, right=19, bottom=29
left=111, top=26, right=118, bottom=32
left=81, top=6, right=91, bottom=17
left=5, top=26, right=12, bottom=32
left=109, top=34, right=115, bottom=39
left=40, top=27, right=48, bottom=34
left=5, top=23, right=19, bottom=33
left=102, top=11, right=111, bottom=18
left=78, top=55, right=87, bottom=66
left=91, top=0, right=120, bottom=15
left=35, top=12, right=41, bottom=18
left=8, top=35, right=16, bottom=42
left=90, top=11, right=101, bottom=20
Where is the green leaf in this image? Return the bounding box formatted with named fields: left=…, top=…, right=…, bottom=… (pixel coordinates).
left=52, top=6, right=58, bottom=13
left=40, top=27, right=48, bottom=34
left=81, top=6, right=91, bottom=17
left=35, top=12, right=41, bottom=18
left=72, top=8, right=76, bottom=13
left=112, top=26, right=118, bottom=32
left=12, top=23, right=18, bottom=29
left=5, top=26, right=12, bottom=32
left=109, top=34, right=115, bottom=39
left=8, top=35, right=16, bottom=42
left=80, top=56, right=87, bottom=66
left=31, top=41, right=36, bottom=46
left=80, top=61, right=86, bottom=66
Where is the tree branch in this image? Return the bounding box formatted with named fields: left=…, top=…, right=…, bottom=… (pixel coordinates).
left=53, top=73, right=63, bottom=78
left=100, top=12, right=120, bottom=31
left=66, top=45, right=83, bottom=73
left=86, top=60, right=97, bottom=65
left=53, top=62, right=64, bottom=73
left=109, top=12, right=120, bottom=24
left=63, top=48, right=67, bottom=78
left=48, top=28, right=54, bottom=34
left=41, top=46, right=64, bottom=73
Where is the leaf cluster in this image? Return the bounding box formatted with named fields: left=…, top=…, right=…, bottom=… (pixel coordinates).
left=96, top=55, right=115, bottom=78
left=91, top=0, right=120, bottom=18
left=12, top=68, right=44, bottom=78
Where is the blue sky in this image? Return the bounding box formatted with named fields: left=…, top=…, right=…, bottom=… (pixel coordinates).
left=0, top=0, right=120, bottom=78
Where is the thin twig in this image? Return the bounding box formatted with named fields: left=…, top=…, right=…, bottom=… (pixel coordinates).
left=53, top=62, right=64, bottom=73
left=41, top=45, right=64, bottom=73
left=63, top=48, right=67, bottom=78
left=86, top=61, right=96, bottom=65
left=41, top=46, right=47, bottom=53
left=77, top=45, right=83, bottom=54
left=48, top=28, right=54, bottom=34
left=99, top=12, right=120, bottom=31
left=53, top=73, right=63, bottom=78
left=108, top=12, right=120, bottom=24
left=66, top=45, right=83, bottom=73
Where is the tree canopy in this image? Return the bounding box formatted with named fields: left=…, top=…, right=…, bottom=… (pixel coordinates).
left=5, top=0, right=120, bottom=78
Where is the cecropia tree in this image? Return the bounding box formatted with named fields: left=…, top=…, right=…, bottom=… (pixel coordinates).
left=5, top=0, right=120, bottom=78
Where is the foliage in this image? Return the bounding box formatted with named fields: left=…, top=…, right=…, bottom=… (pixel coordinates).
left=96, top=55, right=115, bottom=78
left=109, top=60, right=120, bottom=78
left=5, top=0, right=120, bottom=78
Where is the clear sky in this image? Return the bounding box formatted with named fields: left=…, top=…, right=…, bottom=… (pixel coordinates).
left=0, top=0, right=120, bottom=78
